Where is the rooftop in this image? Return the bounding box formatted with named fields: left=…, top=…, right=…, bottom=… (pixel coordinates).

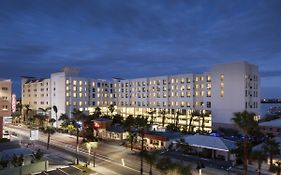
left=259, top=118, right=281, bottom=128
left=183, top=134, right=236, bottom=152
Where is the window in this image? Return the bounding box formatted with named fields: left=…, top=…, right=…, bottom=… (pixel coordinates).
left=220, top=74, right=224, bottom=81
left=220, top=90, right=224, bottom=97
left=73, top=80, right=77, bottom=85
left=207, top=102, right=211, bottom=108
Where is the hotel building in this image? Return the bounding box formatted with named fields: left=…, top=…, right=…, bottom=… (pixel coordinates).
left=21, top=61, right=260, bottom=131
left=0, top=79, right=12, bottom=138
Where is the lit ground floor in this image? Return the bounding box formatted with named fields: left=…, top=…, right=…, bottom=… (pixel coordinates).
left=86, top=106, right=212, bottom=133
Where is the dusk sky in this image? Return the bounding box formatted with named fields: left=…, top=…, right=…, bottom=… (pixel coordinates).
left=0, top=0, right=281, bottom=98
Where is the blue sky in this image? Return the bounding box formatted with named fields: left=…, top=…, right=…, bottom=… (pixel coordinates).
left=0, top=0, right=281, bottom=98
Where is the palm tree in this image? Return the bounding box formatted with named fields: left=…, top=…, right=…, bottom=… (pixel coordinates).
left=71, top=108, right=84, bottom=164
left=160, top=109, right=166, bottom=127
left=43, top=126, right=56, bottom=150
left=147, top=109, right=156, bottom=125
left=23, top=104, right=32, bottom=123
left=53, top=106, right=58, bottom=127
left=94, top=107, right=102, bottom=117
left=39, top=107, right=51, bottom=127
left=263, top=138, right=280, bottom=167
left=108, top=104, right=115, bottom=116
left=250, top=150, right=267, bottom=175
left=232, top=110, right=258, bottom=175
left=175, top=110, right=182, bottom=129
left=188, top=110, right=199, bottom=132
left=141, top=151, right=157, bottom=175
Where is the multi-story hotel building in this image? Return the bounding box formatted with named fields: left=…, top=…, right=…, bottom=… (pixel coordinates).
left=0, top=79, right=12, bottom=138
left=21, top=61, right=260, bottom=131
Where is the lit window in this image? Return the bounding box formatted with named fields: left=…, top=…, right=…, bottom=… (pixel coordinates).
left=73, top=93, right=77, bottom=97
left=73, top=80, right=77, bottom=85
left=79, top=93, right=82, bottom=97
left=79, top=101, right=82, bottom=106
left=221, top=90, right=224, bottom=97
left=79, top=81, right=82, bottom=85
left=220, top=74, right=224, bottom=81
left=221, top=82, right=224, bottom=88
left=201, top=91, right=204, bottom=96
left=66, top=92, right=69, bottom=97
left=66, top=80, right=70, bottom=85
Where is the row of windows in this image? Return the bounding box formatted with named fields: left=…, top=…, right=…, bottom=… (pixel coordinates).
left=245, top=90, right=259, bottom=98
left=245, top=101, right=259, bottom=109
left=33, top=101, right=49, bottom=105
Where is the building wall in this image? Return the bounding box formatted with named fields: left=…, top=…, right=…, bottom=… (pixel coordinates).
left=210, top=62, right=260, bottom=128
left=21, top=78, right=51, bottom=110
left=0, top=79, right=12, bottom=138
left=21, top=61, right=260, bottom=131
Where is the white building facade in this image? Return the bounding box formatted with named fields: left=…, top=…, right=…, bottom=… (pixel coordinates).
left=21, top=61, right=260, bottom=131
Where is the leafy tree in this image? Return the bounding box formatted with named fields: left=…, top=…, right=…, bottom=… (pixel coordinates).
left=232, top=110, right=258, bottom=175
left=11, top=154, right=24, bottom=167
left=250, top=150, right=267, bottom=175
left=176, top=163, right=193, bottom=175
left=33, top=149, right=44, bottom=161
left=112, top=114, right=123, bottom=124
left=166, top=123, right=180, bottom=132
left=123, top=115, right=135, bottom=131
left=0, top=159, right=9, bottom=168
left=11, top=111, right=21, bottom=124
left=43, top=126, right=56, bottom=150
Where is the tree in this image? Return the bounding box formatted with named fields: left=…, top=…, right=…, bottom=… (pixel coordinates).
left=71, top=108, right=84, bottom=164
left=53, top=106, right=58, bottom=127
left=108, top=104, right=115, bottom=116
left=140, top=151, right=157, bottom=175
left=188, top=110, right=200, bottom=132
left=176, top=163, right=192, bottom=175
left=250, top=150, right=267, bottom=175
left=175, top=110, right=182, bottom=129
left=160, top=109, right=166, bottom=127
left=94, top=107, right=102, bottom=117
left=39, top=107, right=51, bottom=128
left=11, top=154, right=24, bottom=167
left=201, top=110, right=210, bottom=132
left=232, top=110, right=258, bottom=175
left=23, top=104, right=32, bottom=123
left=112, top=114, right=123, bottom=124
left=43, top=126, right=56, bottom=150
left=166, top=123, right=180, bottom=132
left=33, top=149, right=44, bottom=161
left=148, top=109, right=156, bottom=125
left=263, top=138, right=280, bottom=168
left=11, top=111, right=21, bottom=124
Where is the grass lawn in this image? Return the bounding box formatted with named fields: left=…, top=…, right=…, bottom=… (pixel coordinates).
left=74, top=164, right=96, bottom=174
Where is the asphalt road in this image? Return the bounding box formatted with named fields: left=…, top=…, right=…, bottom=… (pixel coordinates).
left=4, top=124, right=161, bottom=175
